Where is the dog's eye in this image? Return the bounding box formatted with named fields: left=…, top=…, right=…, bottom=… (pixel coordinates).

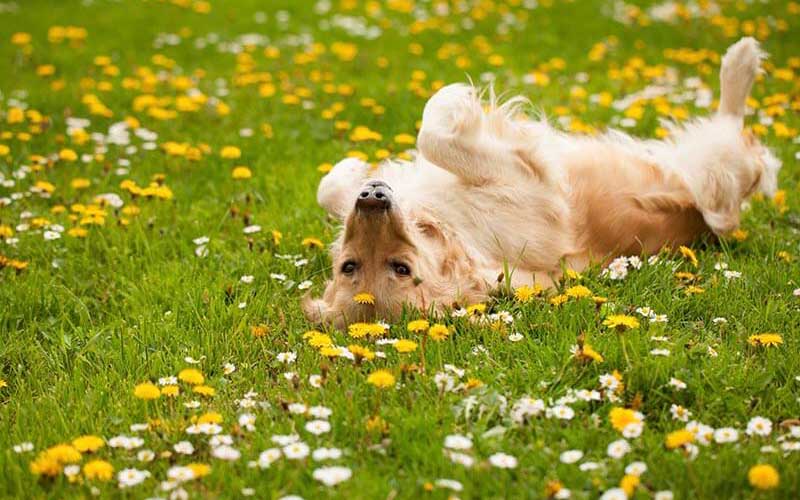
left=392, top=262, right=411, bottom=276
left=341, top=260, right=357, bottom=274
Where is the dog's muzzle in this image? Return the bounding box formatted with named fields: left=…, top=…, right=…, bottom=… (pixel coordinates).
left=356, top=180, right=392, bottom=211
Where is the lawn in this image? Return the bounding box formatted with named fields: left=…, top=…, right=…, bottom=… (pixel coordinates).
left=1, top=0, right=799, bottom=498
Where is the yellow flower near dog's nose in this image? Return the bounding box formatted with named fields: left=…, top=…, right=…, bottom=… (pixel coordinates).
left=748, top=464, right=779, bottom=490
left=133, top=382, right=160, bottom=400
left=231, top=166, right=251, bottom=179
left=407, top=319, right=429, bottom=333
left=220, top=146, right=241, bottom=159
left=353, top=292, right=375, bottom=305
left=366, top=369, right=395, bottom=389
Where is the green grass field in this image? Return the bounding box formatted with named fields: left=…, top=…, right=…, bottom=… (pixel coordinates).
left=1, top=0, right=799, bottom=498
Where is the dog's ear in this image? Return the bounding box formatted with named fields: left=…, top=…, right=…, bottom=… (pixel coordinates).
left=301, top=293, right=332, bottom=324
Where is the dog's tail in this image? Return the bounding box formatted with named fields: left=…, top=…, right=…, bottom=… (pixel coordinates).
left=718, top=37, right=765, bottom=121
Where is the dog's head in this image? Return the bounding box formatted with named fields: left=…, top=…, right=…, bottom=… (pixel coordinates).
left=303, top=180, right=487, bottom=327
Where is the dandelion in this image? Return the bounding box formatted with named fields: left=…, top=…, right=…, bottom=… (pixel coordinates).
left=83, top=459, right=114, bottom=481
left=220, top=146, right=241, bottom=159
left=748, top=464, right=779, bottom=490
left=366, top=369, right=395, bottom=389
left=748, top=333, right=783, bottom=347
left=353, top=292, right=375, bottom=305
left=428, top=323, right=450, bottom=341
left=72, top=435, right=104, bottom=453
left=665, top=429, right=694, bottom=449
left=514, top=284, right=542, bottom=302
left=679, top=245, right=698, bottom=267
left=407, top=319, right=430, bottom=333
left=301, top=237, right=324, bottom=249
left=178, top=368, right=204, bottom=385
left=232, top=166, right=252, bottom=179
left=133, top=382, right=160, bottom=400
left=603, top=315, right=640, bottom=330
left=566, top=285, right=592, bottom=298
left=394, top=339, right=418, bottom=353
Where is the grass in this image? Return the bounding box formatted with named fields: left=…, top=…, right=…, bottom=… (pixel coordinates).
left=0, top=0, right=799, bottom=498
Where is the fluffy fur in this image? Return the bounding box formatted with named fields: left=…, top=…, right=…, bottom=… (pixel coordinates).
left=304, top=37, right=780, bottom=326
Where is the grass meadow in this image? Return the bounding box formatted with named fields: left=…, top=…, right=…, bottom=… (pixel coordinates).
left=1, top=0, right=799, bottom=498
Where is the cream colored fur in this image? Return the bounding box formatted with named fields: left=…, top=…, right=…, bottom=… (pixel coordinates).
left=305, top=37, right=780, bottom=326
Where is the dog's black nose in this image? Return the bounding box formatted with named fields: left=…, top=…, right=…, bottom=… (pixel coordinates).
left=356, top=181, right=392, bottom=211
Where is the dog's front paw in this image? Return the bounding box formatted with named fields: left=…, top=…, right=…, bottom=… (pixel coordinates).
left=421, top=83, right=483, bottom=135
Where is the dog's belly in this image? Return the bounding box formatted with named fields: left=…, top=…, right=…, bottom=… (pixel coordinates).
left=564, top=143, right=711, bottom=263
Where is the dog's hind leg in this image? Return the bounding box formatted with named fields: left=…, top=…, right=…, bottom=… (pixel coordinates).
left=417, top=84, right=548, bottom=185
left=718, top=37, right=764, bottom=121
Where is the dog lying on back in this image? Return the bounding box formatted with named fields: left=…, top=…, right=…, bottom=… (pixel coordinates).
left=304, top=37, right=780, bottom=327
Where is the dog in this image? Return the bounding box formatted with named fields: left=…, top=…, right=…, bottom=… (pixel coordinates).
left=303, top=37, right=780, bottom=327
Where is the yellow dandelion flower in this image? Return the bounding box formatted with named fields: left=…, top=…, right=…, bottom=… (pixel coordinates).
left=72, top=435, right=104, bottom=453
left=603, top=315, right=640, bottom=330
left=302, top=237, right=324, bottom=249
left=665, top=429, right=694, bottom=449
left=83, top=460, right=114, bottom=481
left=366, top=369, right=395, bottom=389
left=609, top=407, right=641, bottom=432
left=466, top=303, right=486, bottom=315
left=231, top=166, right=252, bottom=179
left=193, top=385, right=215, bottom=396
left=748, top=333, right=783, bottom=347
left=178, top=368, right=204, bottom=385
left=620, top=474, right=640, bottom=497
left=133, top=382, right=161, bottom=400
left=197, top=412, right=222, bottom=424
left=428, top=323, right=450, bottom=341
left=220, top=146, right=241, bottom=159
left=319, top=346, right=341, bottom=357
left=188, top=463, right=211, bottom=478
left=748, top=464, right=779, bottom=490
left=161, top=385, right=180, bottom=397
left=679, top=245, right=698, bottom=267
left=549, top=294, right=568, bottom=306
left=514, top=284, right=543, bottom=302
left=251, top=324, right=269, bottom=337
left=59, top=148, right=78, bottom=162
left=685, top=285, right=705, bottom=295
left=353, top=292, right=375, bottom=305
left=730, top=229, right=749, bottom=242
left=407, top=319, right=430, bottom=333
left=394, top=339, right=418, bottom=353
left=348, top=344, right=375, bottom=361
left=566, top=285, right=592, bottom=298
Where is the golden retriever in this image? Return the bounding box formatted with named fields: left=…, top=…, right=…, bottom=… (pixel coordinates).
left=304, top=37, right=780, bottom=326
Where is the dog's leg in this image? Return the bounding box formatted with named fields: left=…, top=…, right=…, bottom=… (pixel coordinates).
left=417, top=84, right=546, bottom=185
left=672, top=37, right=771, bottom=235
left=718, top=37, right=764, bottom=120
left=317, top=158, right=371, bottom=220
